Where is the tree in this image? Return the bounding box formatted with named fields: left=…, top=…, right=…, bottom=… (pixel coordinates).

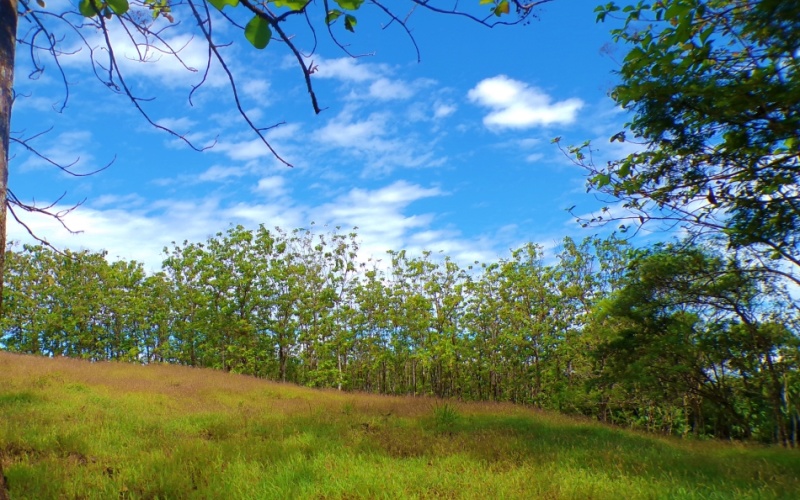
left=591, top=243, right=799, bottom=442
left=560, top=0, right=800, bottom=284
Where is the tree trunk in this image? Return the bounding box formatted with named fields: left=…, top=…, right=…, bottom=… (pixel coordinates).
left=0, top=0, right=15, bottom=311
left=0, top=3, right=15, bottom=497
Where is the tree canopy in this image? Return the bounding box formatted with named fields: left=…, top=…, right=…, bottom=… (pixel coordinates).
left=2, top=228, right=798, bottom=444
left=562, top=0, right=800, bottom=284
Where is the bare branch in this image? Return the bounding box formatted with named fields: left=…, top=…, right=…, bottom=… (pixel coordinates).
left=187, top=0, right=291, bottom=166
left=371, top=1, right=421, bottom=63
left=10, top=131, right=114, bottom=177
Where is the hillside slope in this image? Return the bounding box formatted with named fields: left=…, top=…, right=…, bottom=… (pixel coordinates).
left=1, top=352, right=798, bottom=499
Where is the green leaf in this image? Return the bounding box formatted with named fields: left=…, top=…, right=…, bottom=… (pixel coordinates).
left=664, top=1, right=691, bottom=21
left=480, top=0, right=494, bottom=4
left=107, top=0, right=129, bottom=15
left=79, top=0, right=101, bottom=17
left=494, top=0, right=509, bottom=16
left=245, top=15, right=272, bottom=50
left=273, top=0, right=309, bottom=10
left=697, top=26, right=713, bottom=46
left=334, top=0, right=364, bottom=11
left=594, top=173, right=611, bottom=188
left=326, top=9, right=343, bottom=25
left=617, top=161, right=631, bottom=178
left=207, top=0, right=239, bottom=11
left=344, top=14, right=357, bottom=32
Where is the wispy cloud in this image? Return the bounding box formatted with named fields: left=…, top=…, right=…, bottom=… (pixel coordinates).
left=315, top=108, right=445, bottom=175
left=433, top=102, right=457, bottom=119
left=7, top=181, right=496, bottom=272
left=14, top=130, right=97, bottom=175
left=253, top=176, right=287, bottom=198
left=62, top=23, right=226, bottom=89
left=309, top=56, right=388, bottom=82
left=311, top=181, right=444, bottom=258
left=317, top=110, right=388, bottom=148
left=366, top=78, right=414, bottom=100
left=198, top=165, right=250, bottom=182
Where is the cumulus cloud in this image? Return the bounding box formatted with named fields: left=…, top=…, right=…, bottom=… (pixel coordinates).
left=468, top=75, right=584, bottom=128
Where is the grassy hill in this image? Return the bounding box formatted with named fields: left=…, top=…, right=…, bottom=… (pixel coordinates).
left=1, top=352, right=798, bottom=499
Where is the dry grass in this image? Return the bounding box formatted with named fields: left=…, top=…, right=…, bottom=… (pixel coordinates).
left=1, top=352, right=799, bottom=499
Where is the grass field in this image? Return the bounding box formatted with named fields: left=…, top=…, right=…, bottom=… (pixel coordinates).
left=1, top=352, right=798, bottom=499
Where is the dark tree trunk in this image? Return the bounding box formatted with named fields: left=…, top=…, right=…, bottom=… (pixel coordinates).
left=0, top=3, right=15, bottom=497
left=0, top=0, right=16, bottom=312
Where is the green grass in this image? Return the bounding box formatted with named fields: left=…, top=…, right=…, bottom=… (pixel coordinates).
left=1, top=352, right=798, bottom=499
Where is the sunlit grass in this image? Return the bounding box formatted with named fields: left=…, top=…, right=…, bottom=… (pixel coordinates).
left=1, top=352, right=798, bottom=498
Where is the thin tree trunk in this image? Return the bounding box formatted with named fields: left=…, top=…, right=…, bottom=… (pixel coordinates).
left=0, top=0, right=15, bottom=312
left=0, top=3, right=15, bottom=497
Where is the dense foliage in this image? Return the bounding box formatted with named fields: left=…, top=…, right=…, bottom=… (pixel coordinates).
left=2, top=226, right=798, bottom=445
left=564, top=0, right=800, bottom=285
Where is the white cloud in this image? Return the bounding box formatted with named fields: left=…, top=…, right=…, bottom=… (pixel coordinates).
left=92, top=194, right=146, bottom=209
left=468, top=75, right=584, bottom=128
left=62, top=23, right=225, bottom=89
left=5, top=182, right=446, bottom=272
left=198, top=165, right=249, bottom=182
left=310, top=57, right=385, bottom=82
left=214, top=123, right=302, bottom=162
left=222, top=202, right=302, bottom=230
left=433, top=103, right=457, bottom=119
left=311, top=181, right=444, bottom=257
left=156, top=116, right=197, bottom=132
left=315, top=110, right=445, bottom=175
left=368, top=78, right=414, bottom=100
left=317, top=111, right=388, bottom=148
left=525, top=153, right=545, bottom=163
left=6, top=196, right=293, bottom=272
left=241, top=79, right=271, bottom=101
left=254, top=176, right=287, bottom=197
left=14, top=130, right=97, bottom=175
left=308, top=56, right=421, bottom=102
left=7, top=179, right=510, bottom=275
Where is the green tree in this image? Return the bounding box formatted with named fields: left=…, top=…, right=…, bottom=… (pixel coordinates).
left=162, top=239, right=212, bottom=367
left=351, top=264, right=395, bottom=393
left=463, top=261, right=505, bottom=400
left=563, top=0, right=800, bottom=283
left=591, top=243, right=798, bottom=443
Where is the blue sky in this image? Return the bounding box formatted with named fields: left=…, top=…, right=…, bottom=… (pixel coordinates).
left=9, top=0, right=642, bottom=271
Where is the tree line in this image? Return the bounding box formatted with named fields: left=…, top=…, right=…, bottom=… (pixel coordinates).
left=2, top=225, right=798, bottom=445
